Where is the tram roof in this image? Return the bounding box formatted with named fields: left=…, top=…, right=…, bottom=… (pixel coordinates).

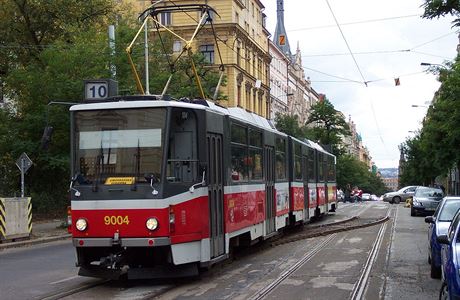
left=289, top=135, right=333, bottom=156
left=70, top=97, right=284, bottom=135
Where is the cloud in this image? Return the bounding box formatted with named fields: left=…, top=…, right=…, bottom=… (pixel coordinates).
left=263, top=0, right=457, bottom=168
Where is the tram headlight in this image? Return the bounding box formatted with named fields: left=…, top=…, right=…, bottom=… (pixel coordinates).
left=75, top=218, right=88, bottom=231
left=146, top=217, right=159, bottom=231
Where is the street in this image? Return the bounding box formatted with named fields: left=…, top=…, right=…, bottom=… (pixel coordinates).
left=0, top=201, right=440, bottom=299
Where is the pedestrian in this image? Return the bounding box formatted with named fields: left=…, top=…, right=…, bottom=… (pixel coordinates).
left=352, top=186, right=362, bottom=203
left=345, top=184, right=352, bottom=202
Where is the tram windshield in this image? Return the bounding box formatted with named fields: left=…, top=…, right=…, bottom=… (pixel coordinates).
left=73, top=108, right=166, bottom=185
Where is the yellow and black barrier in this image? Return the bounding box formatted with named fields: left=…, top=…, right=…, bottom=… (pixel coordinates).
left=0, top=198, right=6, bottom=238
left=0, top=197, right=32, bottom=241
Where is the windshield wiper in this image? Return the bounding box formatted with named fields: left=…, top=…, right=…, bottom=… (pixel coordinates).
left=93, top=143, right=104, bottom=192
left=131, top=141, right=141, bottom=191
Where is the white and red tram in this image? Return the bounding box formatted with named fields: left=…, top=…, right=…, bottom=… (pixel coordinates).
left=68, top=95, right=337, bottom=279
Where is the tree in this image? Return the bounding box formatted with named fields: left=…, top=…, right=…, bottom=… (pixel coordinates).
left=0, top=2, right=225, bottom=214
left=305, top=99, right=350, bottom=155
left=274, top=113, right=305, bottom=139
left=422, top=0, right=460, bottom=27
left=399, top=57, right=460, bottom=189
left=336, top=154, right=387, bottom=195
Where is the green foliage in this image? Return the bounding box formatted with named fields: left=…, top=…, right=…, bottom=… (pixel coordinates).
left=274, top=113, right=305, bottom=139
left=337, top=155, right=387, bottom=195
left=274, top=100, right=383, bottom=193
left=422, top=0, right=460, bottom=27
left=0, top=1, right=226, bottom=216
left=400, top=57, right=460, bottom=188
left=303, top=99, right=350, bottom=156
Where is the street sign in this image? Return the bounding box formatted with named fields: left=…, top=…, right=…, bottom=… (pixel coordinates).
left=16, top=152, right=33, bottom=173
left=16, top=152, right=33, bottom=198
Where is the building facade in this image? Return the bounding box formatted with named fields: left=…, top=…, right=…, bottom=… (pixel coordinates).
left=268, top=39, right=289, bottom=121
left=382, top=177, right=398, bottom=191
left=127, top=0, right=271, bottom=118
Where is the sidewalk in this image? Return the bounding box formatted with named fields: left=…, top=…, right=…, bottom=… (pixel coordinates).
left=0, top=219, right=71, bottom=250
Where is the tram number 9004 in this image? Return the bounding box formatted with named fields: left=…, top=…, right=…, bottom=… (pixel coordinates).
left=104, top=215, right=130, bottom=225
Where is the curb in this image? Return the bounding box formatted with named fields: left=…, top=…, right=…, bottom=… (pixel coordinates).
left=0, top=234, right=71, bottom=250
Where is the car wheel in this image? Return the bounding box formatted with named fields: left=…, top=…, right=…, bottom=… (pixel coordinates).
left=431, top=262, right=442, bottom=279
left=411, top=206, right=416, bottom=216
left=393, top=197, right=401, bottom=204
left=439, top=281, right=449, bottom=300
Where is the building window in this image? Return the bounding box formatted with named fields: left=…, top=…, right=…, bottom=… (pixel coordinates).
left=235, top=12, right=239, bottom=25
left=173, top=40, right=182, bottom=53
left=160, top=12, right=171, bottom=26
left=237, top=44, right=241, bottom=66
left=237, top=85, right=241, bottom=107
left=200, top=44, right=214, bottom=64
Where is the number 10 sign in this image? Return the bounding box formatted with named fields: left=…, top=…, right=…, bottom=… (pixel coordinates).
left=84, top=79, right=118, bottom=102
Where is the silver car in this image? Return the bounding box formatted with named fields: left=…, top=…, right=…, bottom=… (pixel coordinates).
left=382, top=186, right=418, bottom=204
left=410, top=186, right=444, bottom=216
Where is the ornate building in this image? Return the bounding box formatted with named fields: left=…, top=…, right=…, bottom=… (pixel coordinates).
left=271, top=0, right=318, bottom=126
left=126, top=0, right=271, bottom=118
left=268, top=39, right=289, bottom=121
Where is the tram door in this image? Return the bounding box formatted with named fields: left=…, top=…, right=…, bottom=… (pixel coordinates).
left=302, top=155, right=309, bottom=222
left=264, top=146, right=276, bottom=235
left=207, top=133, right=225, bottom=258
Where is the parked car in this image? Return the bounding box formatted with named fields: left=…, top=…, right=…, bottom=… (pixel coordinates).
left=437, top=209, right=460, bottom=299
left=425, top=197, right=460, bottom=278
left=337, top=189, right=345, bottom=202
left=410, top=186, right=444, bottom=216
left=362, top=193, right=371, bottom=201
left=382, top=186, right=418, bottom=204
left=371, top=194, right=379, bottom=201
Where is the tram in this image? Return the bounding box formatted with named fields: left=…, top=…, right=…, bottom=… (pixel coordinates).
left=68, top=95, right=337, bottom=279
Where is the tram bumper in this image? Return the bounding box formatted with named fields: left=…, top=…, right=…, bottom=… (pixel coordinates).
left=72, top=237, right=171, bottom=248
left=73, top=237, right=199, bottom=279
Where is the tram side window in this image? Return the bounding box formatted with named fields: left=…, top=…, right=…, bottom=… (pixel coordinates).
left=166, top=109, right=198, bottom=183
left=249, top=129, right=263, bottom=180
left=318, top=153, right=325, bottom=182
left=327, top=156, right=336, bottom=182
left=275, top=137, right=286, bottom=180
left=231, top=124, right=249, bottom=182
left=307, top=149, right=315, bottom=182
left=294, top=144, right=302, bottom=180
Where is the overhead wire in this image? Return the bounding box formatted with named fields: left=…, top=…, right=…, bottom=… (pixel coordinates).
left=325, top=0, right=389, bottom=157
left=325, top=0, right=368, bottom=87
left=289, top=14, right=420, bottom=32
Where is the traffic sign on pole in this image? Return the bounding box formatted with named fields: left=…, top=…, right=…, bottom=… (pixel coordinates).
left=16, top=152, right=33, bottom=173
left=15, top=152, right=33, bottom=198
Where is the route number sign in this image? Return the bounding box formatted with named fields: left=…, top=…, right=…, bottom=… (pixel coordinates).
left=84, top=79, right=118, bottom=102
left=86, top=82, right=108, bottom=99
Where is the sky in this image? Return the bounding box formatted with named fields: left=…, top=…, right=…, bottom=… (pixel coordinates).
left=262, top=0, right=459, bottom=168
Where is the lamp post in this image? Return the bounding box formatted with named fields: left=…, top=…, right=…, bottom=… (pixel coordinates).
left=421, top=62, right=446, bottom=68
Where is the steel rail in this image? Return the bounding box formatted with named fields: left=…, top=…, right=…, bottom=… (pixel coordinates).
left=38, top=279, right=110, bottom=300
left=350, top=206, right=393, bottom=299
left=249, top=233, right=337, bottom=300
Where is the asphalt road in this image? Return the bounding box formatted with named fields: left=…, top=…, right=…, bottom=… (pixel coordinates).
left=0, top=201, right=441, bottom=299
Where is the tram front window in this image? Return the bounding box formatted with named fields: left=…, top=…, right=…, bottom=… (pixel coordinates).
left=74, top=108, right=166, bottom=185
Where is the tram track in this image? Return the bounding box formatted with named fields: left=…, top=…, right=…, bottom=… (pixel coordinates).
left=37, top=204, right=392, bottom=300
left=247, top=203, right=393, bottom=300
left=38, top=279, right=110, bottom=300
left=350, top=206, right=395, bottom=299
